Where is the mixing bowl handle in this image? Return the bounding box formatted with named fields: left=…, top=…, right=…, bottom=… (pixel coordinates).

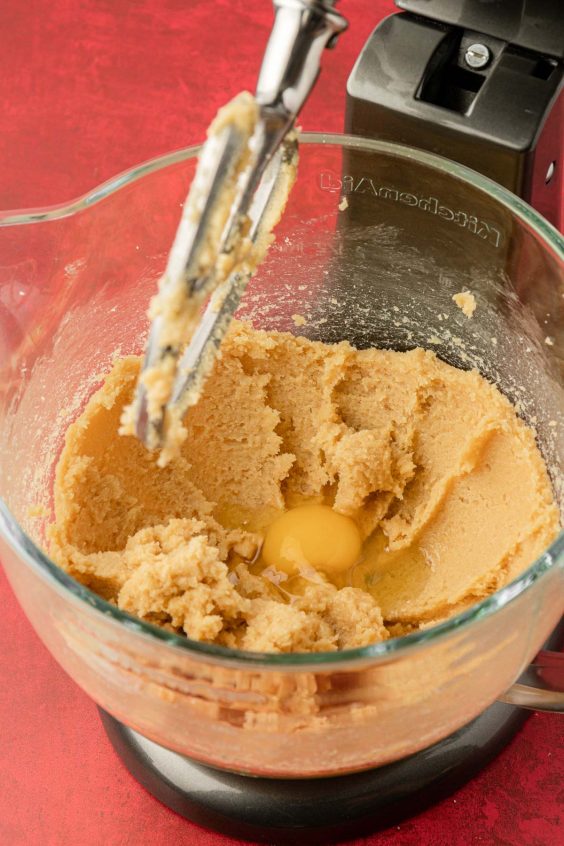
left=499, top=650, right=564, bottom=712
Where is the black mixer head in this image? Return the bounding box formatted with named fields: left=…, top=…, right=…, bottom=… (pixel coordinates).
left=346, top=0, right=563, bottom=228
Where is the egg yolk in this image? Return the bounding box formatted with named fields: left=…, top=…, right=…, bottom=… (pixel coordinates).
left=261, top=504, right=362, bottom=577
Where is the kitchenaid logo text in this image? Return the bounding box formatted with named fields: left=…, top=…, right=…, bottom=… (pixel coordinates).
left=319, top=173, right=503, bottom=248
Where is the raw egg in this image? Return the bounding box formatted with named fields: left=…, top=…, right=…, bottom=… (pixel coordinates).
left=262, top=504, right=362, bottom=577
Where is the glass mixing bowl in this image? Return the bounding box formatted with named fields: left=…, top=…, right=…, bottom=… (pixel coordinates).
left=0, top=135, right=562, bottom=778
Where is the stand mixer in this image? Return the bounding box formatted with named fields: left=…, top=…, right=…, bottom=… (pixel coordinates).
left=0, top=1, right=562, bottom=843
left=103, top=0, right=563, bottom=839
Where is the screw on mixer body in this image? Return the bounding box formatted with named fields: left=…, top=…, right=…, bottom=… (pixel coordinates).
left=464, top=43, right=491, bottom=69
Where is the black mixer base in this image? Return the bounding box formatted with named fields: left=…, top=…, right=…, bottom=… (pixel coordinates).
left=100, top=702, right=527, bottom=843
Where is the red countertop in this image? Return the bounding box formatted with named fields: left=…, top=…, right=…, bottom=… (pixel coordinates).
left=0, top=2, right=562, bottom=844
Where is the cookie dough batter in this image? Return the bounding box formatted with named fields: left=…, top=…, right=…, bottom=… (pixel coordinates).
left=49, top=323, right=560, bottom=652
left=453, top=291, right=477, bottom=318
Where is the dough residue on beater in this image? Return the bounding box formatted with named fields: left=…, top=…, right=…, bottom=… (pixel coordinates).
left=120, top=91, right=299, bottom=466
